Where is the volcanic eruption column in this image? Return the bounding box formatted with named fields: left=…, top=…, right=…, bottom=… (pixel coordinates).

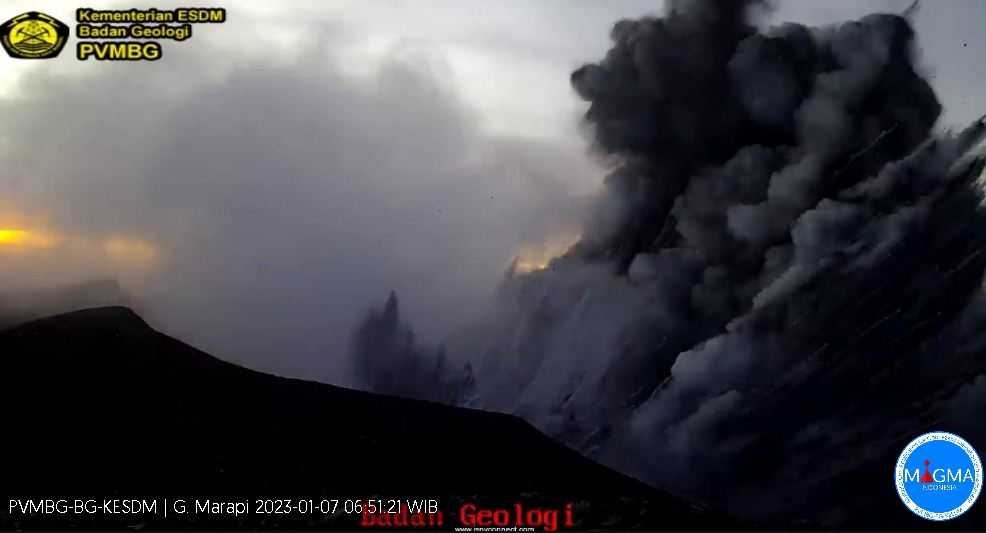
left=353, top=0, right=986, bottom=523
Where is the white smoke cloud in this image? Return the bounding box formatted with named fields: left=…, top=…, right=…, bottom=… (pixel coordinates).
left=0, top=16, right=595, bottom=381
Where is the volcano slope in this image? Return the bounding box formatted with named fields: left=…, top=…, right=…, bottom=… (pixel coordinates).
left=0, top=280, right=131, bottom=331
left=0, top=307, right=733, bottom=530
left=350, top=2, right=986, bottom=528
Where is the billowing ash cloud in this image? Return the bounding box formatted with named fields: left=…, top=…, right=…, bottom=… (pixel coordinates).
left=353, top=0, right=986, bottom=525
left=0, top=22, right=591, bottom=382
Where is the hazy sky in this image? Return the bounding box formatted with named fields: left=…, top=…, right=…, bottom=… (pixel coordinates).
left=1, top=0, right=984, bottom=382
left=2, top=1, right=984, bottom=136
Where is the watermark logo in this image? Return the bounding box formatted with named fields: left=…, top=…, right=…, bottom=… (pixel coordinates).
left=1, top=11, right=69, bottom=59
left=895, top=431, right=982, bottom=520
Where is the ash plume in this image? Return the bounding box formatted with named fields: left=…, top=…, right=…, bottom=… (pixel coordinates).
left=352, top=0, right=986, bottom=525
left=0, top=25, right=592, bottom=382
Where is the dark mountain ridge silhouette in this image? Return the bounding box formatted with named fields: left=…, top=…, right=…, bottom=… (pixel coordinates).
left=0, top=280, right=131, bottom=331
left=0, top=307, right=733, bottom=530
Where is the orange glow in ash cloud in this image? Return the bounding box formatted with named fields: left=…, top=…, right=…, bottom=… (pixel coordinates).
left=103, top=237, right=160, bottom=269
left=512, top=231, right=580, bottom=273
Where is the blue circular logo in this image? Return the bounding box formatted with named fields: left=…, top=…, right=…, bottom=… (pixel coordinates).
left=895, top=431, right=982, bottom=520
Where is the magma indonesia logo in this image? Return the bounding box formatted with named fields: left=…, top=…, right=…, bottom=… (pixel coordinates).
left=896, top=431, right=983, bottom=521
left=1, top=11, right=69, bottom=59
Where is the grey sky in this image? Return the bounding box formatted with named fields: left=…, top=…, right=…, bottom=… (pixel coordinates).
left=0, top=0, right=983, bottom=383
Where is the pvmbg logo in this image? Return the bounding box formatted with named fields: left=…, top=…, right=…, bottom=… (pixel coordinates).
left=0, top=11, right=69, bottom=59
left=896, top=431, right=982, bottom=520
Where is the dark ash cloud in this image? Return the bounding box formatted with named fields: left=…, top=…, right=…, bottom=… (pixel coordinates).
left=352, top=0, right=986, bottom=526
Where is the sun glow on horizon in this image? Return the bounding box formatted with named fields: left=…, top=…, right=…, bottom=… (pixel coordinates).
left=0, top=216, right=162, bottom=278
left=0, top=228, right=59, bottom=250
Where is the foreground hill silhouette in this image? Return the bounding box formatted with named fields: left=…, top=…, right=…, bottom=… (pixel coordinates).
left=0, top=307, right=732, bottom=530
left=0, top=280, right=131, bottom=331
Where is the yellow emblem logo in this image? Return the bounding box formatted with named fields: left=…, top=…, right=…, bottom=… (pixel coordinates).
left=1, top=12, right=69, bottom=59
